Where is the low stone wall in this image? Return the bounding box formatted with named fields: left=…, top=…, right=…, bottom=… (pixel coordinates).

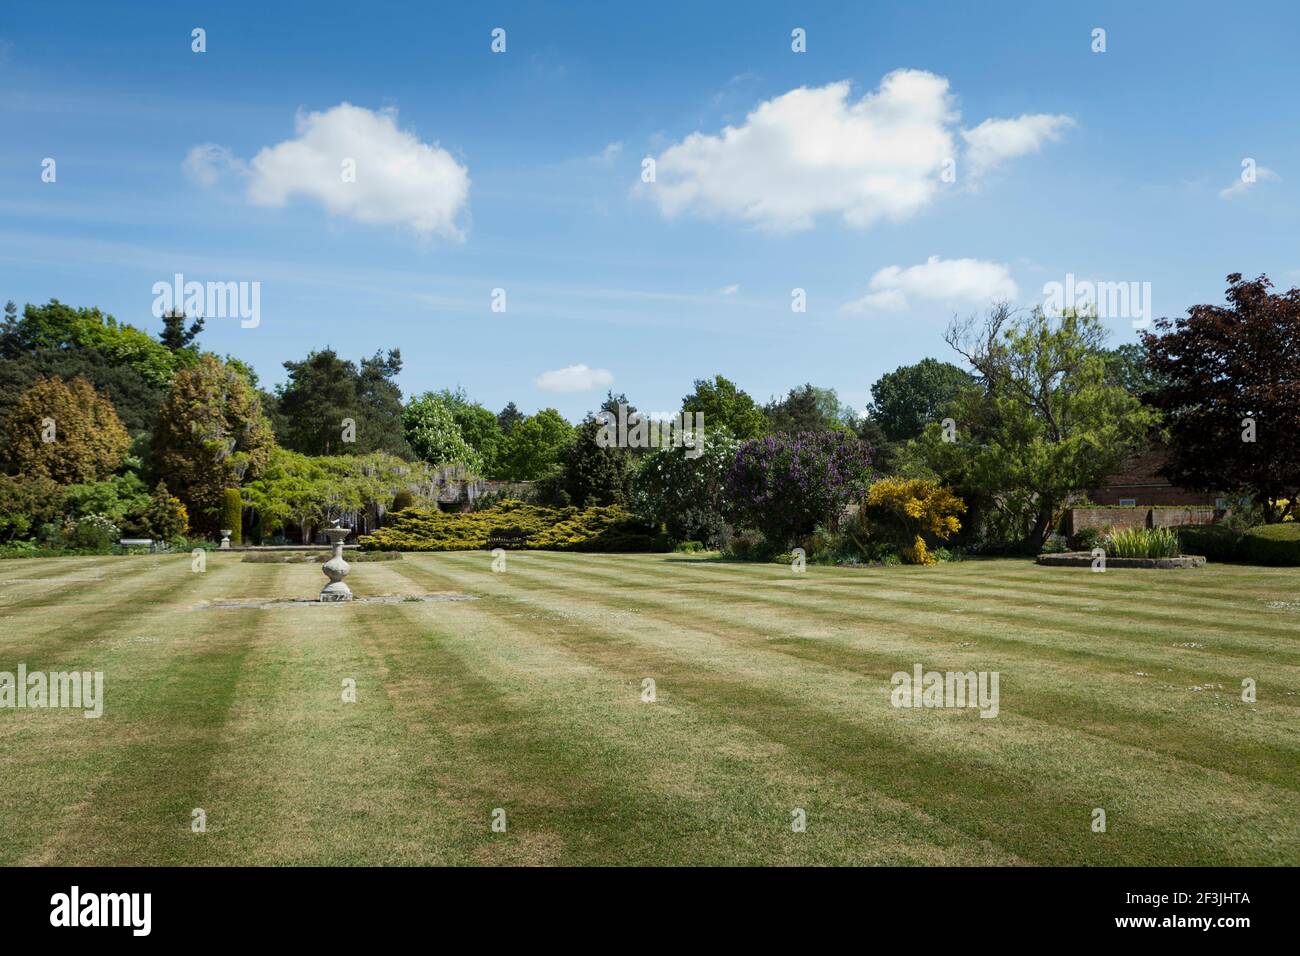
left=1066, top=506, right=1217, bottom=535
left=1037, top=552, right=1206, bottom=569
left=1150, top=506, right=1217, bottom=528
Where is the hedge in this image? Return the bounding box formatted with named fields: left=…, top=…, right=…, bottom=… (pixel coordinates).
left=359, top=499, right=669, bottom=553
left=241, top=550, right=403, bottom=563
left=220, top=488, right=243, bottom=545
left=1175, top=525, right=1243, bottom=563
left=1242, top=522, right=1300, bottom=566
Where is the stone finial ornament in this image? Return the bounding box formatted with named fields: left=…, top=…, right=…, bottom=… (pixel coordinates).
left=320, top=520, right=353, bottom=602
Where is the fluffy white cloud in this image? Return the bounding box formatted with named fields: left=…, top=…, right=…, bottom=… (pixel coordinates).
left=640, top=70, right=1071, bottom=232
left=718, top=283, right=741, bottom=295
left=842, top=256, right=1018, bottom=313
left=535, top=364, right=614, bottom=393
left=182, top=143, right=246, bottom=187
left=1219, top=165, right=1279, bottom=199
left=242, top=103, right=469, bottom=238
left=960, top=114, right=1074, bottom=176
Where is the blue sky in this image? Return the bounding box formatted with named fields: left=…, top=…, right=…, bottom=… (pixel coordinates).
left=2, top=1, right=1297, bottom=421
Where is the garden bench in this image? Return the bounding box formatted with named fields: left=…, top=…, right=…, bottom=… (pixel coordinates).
left=486, top=531, right=529, bottom=550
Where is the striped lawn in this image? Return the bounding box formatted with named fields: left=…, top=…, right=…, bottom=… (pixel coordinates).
left=0, top=552, right=1296, bottom=866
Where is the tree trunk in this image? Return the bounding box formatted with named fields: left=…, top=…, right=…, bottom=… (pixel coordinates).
left=1029, top=501, right=1056, bottom=548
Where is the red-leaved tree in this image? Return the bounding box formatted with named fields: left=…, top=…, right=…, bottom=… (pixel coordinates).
left=1143, top=274, right=1300, bottom=521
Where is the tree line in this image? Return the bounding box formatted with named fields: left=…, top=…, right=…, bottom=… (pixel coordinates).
left=1, top=273, right=1295, bottom=552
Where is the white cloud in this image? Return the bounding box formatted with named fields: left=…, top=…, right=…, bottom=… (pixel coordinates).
left=718, top=283, right=741, bottom=295
left=1219, top=165, right=1279, bottom=199
left=596, top=141, right=624, bottom=162
left=639, top=70, right=1071, bottom=233
left=182, top=143, right=246, bottom=188
left=241, top=103, right=470, bottom=239
left=842, top=255, right=1018, bottom=313
left=960, top=114, right=1074, bottom=176
left=535, top=364, right=614, bottom=393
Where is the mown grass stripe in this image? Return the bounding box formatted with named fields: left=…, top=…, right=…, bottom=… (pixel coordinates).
left=397, top=555, right=1298, bottom=865
left=518, top=553, right=1300, bottom=696
left=435, top=553, right=1299, bottom=790
left=8, top=562, right=283, bottom=864
left=520, top=552, right=1300, bottom=651
left=372, top=560, right=1020, bottom=864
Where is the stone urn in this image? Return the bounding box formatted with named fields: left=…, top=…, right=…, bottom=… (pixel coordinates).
left=319, top=521, right=353, bottom=602
left=219, top=530, right=232, bottom=550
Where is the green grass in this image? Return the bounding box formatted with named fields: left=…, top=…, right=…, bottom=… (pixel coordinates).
left=0, top=552, right=1296, bottom=866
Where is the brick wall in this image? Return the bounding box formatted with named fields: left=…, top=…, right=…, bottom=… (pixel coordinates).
left=1066, top=506, right=1219, bottom=535
left=1150, top=506, right=1217, bottom=527
left=1069, top=508, right=1147, bottom=533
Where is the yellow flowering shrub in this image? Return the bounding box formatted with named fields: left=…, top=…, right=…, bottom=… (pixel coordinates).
left=358, top=499, right=668, bottom=552
left=861, top=477, right=966, bottom=565
left=902, top=535, right=932, bottom=565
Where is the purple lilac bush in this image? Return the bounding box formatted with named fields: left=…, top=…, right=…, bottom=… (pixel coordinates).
left=725, top=431, right=874, bottom=549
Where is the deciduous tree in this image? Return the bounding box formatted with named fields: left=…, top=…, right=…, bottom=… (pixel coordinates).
left=494, top=408, right=574, bottom=481
left=867, top=359, right=974, bottom=443
left=1, top=375, right=129, bottom=483
left=402, top=392, right=483, bottom=472
left=152, top=355, right=275, bottom=531
left=680, top=375, right=768, bottom=439
left=915, top=305, right=1156, bottom=547
left=1144, top=274, right=1300, bottom=521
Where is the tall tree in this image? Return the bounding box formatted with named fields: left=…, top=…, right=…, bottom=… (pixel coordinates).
left=561, top=415, right=635, bottom=507
left=494, top=408, right=574, bottom=481
left=152, top=355, right=275, bottom=531
left=1103, top=342, right=1167, bottom=398
left=276, top=348, right=411, bottom=458
left=680, top=375, right=767, bottom=439
left=1, top=375, right=129, bottom=483
left=1144, top=273, right=1300, bottom=521
left=0, top=346, right=165, bottom=436
left=917, top=305, right=1156, bottom=546
left=5, top=300, right=180, bottom=387
left=159, top=309, right=204, bottom=352
left=276, top=349, right=359, bottom=455
left=356, top=350, right=413, bottom=458
left=764, top=383, right=843, bottom=434
left=600, top=390, right=636, bottom=417
left=497, top=402, right=525, bottom=435
left=868, top=359, right=975, bottom=443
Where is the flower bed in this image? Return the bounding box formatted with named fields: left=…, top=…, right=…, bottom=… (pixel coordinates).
left=1036, top=551, right=1206, bottom=569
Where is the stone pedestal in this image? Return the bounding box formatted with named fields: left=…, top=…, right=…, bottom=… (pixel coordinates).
left=320, top=521, right=353, bottom=602
left=219, top=530, right=232, bottom=550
